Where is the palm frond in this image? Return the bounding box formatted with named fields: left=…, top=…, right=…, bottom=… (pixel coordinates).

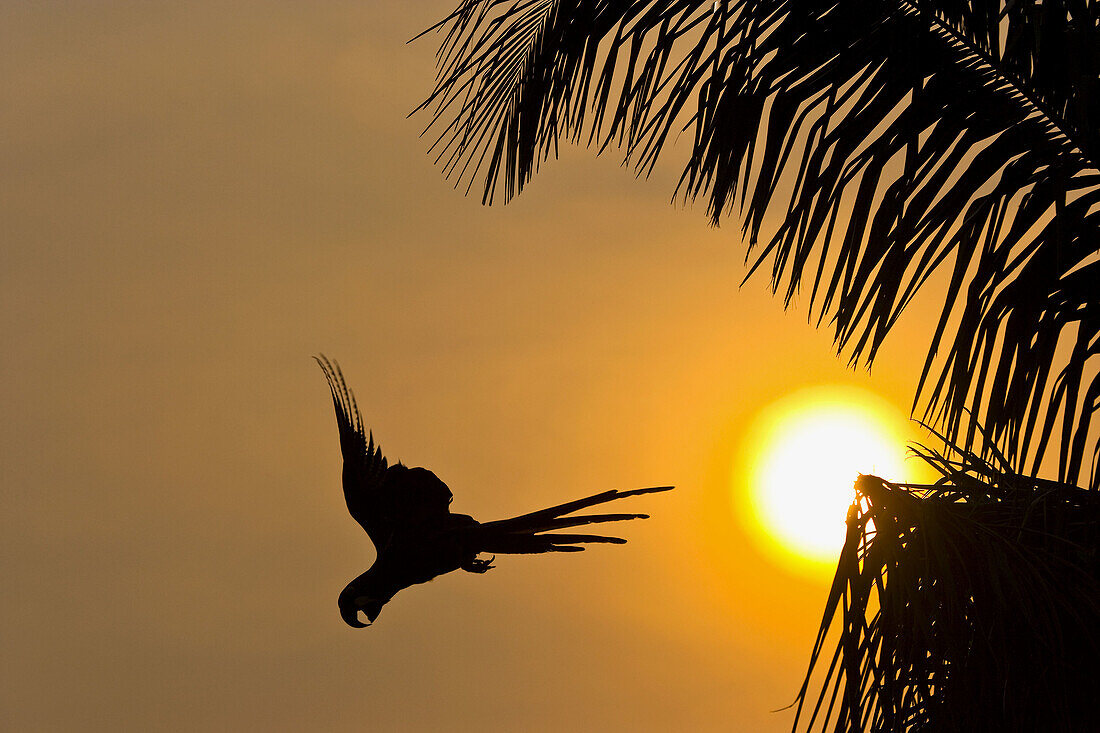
left=794, top=441, right=1100, bottom=731
left=419, top=0, right=1100, bottom=488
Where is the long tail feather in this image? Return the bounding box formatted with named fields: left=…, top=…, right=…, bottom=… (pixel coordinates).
left=478, top=536, right=592, bottom=554
left=535, top=533, right=627, bottom=544
left=475, top=486, right=672, bottom=555
left=483, top=512, right=650, bottom=534
left=481, top=486, right=672, bottom=530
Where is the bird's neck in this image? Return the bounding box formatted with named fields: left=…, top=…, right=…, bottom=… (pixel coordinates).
left=359, top=563, right=403, bottom=599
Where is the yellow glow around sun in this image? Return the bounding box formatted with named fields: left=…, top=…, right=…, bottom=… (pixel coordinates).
left=742, top=387, right=908, bottom=571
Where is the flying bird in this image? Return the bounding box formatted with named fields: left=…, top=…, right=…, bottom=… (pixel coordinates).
left=316, top=356, right=672, bottom=627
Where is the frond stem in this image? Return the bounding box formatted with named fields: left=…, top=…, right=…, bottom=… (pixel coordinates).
left=898, top=0, right=1097, bottom=172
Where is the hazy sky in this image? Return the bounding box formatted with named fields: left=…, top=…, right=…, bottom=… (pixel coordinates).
left=3, top=3, right=943, bottom=730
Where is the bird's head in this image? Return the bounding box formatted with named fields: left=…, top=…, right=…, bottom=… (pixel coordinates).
left=338, top=577, right=390, bottom=628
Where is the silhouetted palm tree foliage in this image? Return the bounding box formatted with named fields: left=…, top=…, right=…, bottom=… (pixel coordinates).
left=795, top=439, right=1100, bottom=731
left=417, top=0, right=1100, bottom=489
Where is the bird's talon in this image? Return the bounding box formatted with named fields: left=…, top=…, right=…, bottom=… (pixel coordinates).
left=464, top=555, right=495, bottom=573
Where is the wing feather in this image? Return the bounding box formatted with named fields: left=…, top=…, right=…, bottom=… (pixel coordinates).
left=315, top=355, right=388, bottom=536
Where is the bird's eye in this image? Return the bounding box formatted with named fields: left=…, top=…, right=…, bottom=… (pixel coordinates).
left=354, top=595, right=373, bottom=606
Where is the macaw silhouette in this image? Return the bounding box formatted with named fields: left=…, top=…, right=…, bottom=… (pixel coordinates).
left=316, top=356, right=672, bottom=627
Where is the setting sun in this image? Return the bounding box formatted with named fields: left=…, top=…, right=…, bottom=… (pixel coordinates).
left=741, top=387, right=908, bottom=570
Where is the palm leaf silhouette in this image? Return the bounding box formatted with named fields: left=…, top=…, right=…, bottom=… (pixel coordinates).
left=792, top=441, right=1100, bottom=731
left=417, top=0, right=1100, bottom=489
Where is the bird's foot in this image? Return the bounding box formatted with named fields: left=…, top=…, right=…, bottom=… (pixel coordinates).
left=463, top=555, right=495, bottom=574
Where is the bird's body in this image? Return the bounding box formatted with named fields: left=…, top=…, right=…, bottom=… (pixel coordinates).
left=316, top=356, right=671, bottom=626
left=340, top=513, right=481, bottom=616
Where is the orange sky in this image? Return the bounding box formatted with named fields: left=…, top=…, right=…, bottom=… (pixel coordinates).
left=3, top=3, right=944, bottom=730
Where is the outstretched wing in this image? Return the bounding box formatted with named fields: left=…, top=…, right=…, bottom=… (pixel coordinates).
left=315, top=355, right=388, bottom=540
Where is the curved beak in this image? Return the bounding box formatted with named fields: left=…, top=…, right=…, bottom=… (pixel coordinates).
left=340, top=602, right=370, bottom=628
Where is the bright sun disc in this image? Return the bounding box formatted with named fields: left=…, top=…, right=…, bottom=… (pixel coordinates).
left=745, top=387, right=907, bottom=568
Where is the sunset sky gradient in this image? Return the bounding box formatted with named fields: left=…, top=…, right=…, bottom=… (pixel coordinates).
left=4, top=3, right=944, bottom=730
